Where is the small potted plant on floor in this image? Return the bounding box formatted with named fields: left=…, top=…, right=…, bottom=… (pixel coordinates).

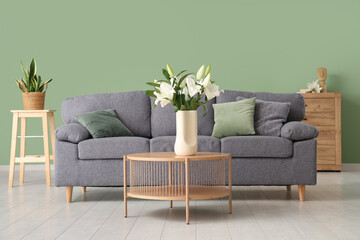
left=15, top=58, right=53, bottom=110
left=145, top=64, right=222, bottom=156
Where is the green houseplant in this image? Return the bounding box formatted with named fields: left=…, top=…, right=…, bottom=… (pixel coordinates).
left=16, top=58, right=53, bottom=110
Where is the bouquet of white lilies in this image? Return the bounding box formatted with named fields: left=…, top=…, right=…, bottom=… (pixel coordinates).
left=307, top=79, right=322, bottom=93
left=145, top=64, right=222, bottom=115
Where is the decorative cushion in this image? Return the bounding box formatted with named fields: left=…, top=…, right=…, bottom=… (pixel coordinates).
left=236, top=96, right=291, bottom=136
left=216, top=90, right=305, bottom=122
left=212, top=98, right=256, bottom=138
left=281, top=121, right=319, bottom=141
left=78, top=137, right=149, bottom=159
left=150, top=136, right=220, bottom=152
left=221, top=136, right=293, bottom=158
left=55, top=123, right=91, bottom=143
left=150, top=97, right=215, bottom=137
left=74, top=109, right=133, bottom=138
left=61, top=91, right=151, bottom=138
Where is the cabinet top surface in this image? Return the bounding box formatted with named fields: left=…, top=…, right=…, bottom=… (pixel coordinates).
left=300, top=92, right=341, bottom=98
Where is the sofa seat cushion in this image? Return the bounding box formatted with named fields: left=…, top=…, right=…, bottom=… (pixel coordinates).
left=150, top=136, right=220, bottom=152
left=78, top=137, right=149, bottom=160
left=221, top=136, right=293, bottom=158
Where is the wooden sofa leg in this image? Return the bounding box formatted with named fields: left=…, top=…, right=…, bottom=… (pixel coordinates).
left=82, top=186, right=86, bottom=192
left=298, top=185, right=305, bottom=202
left=286, top=185, right=291, bottom=191
left=66, top=186, right=73, bottom=203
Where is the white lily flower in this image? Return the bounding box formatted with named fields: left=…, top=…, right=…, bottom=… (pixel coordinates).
left=186, top=75, right=201, bottom=97
left=196, top=65, right=205, bottom=80
left=179, top=77, right=186, bottom=88
left=204, top=83, right=221, bottom=100
left=181, top=86, right=190, bottom=100
left=307, top=79, right=322, bottom=93
left=154, top=82, right=175, bottom=107
left=202, top=73, right=211, bottom=87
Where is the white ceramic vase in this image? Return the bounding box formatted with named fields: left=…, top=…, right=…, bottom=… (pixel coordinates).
left=174, top=110, right=198, bottom=156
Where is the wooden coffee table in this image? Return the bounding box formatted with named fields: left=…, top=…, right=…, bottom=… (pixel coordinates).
left=123, top=152, right=232, bottom=224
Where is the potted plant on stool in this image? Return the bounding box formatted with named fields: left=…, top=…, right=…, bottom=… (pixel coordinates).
left=15, top=58, right=53, bottom=110
left=145, top=64, right=222, bottom=156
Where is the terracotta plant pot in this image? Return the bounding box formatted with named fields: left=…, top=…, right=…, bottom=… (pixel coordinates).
left=22, top=92, right=45, bottom=110
left=174, top=110, right=198, bottom=156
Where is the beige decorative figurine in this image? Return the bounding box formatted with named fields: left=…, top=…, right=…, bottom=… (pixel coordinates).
left=317, top=67, right=327, bottom=93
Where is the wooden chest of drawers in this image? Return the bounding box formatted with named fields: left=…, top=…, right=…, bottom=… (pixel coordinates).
left=301, top=93, right=342, bottom=171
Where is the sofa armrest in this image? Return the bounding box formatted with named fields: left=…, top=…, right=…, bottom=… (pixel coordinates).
left=281, top=121, right=318, bottom=141
left=55, top=123, right=91, bottom=143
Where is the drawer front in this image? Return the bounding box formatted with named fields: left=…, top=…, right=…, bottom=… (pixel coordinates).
left=303, top=113, right=335, bottom=126
left=305, top=98, right=335, bottom=113
left=316, top=126, right=336, bottom=145
left=317, top=145, right=336, bottom=165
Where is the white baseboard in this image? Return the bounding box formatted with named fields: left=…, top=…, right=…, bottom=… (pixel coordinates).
left=0, top=164, right=55, bottom=171
left=341, top=163, right=360, bottom=171
left=0, top=163, right=359, bottom=171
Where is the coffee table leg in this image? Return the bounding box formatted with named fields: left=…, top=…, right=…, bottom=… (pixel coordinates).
left=123, top=155, right=127, bottom=218
left=185, top=158, right=189, bottom=224
left=169, top=161, right=173, bottom=208
left=228, top=156, right=232, bottom=214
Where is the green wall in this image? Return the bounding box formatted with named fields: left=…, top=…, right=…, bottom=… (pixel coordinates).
left=1, top=0, right=359, bottom=164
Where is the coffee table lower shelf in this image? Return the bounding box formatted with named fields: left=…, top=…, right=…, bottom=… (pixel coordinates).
left=127, top=185, right=230, bottom=201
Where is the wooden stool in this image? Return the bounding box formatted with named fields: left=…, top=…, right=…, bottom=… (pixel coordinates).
left=9, top=110, right=56, bottom=188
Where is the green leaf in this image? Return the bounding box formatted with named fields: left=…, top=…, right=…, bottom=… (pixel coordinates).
left=201, top=104, right=208, bottom=116
left=185, top=101, right=190, bottom=109
left=162, top=68, right=170, bottom=80
left=20, top=61, right=28, bottom=78
left=29, top=58, right=36, bottom=79
left=39, top=79, right=52, bottom=92
left=189, top=97, right=198, bottom=110
left=156, top=80, right=171, bottom=83
left=146, top=82, right=160, bottom=87
left=176, top=70, right=188, bottom=77
left=151, top=102, right=157, bottom=110
left=145, top=90, right=156, bottom=98
left=16, top=80, right=25, bottom=92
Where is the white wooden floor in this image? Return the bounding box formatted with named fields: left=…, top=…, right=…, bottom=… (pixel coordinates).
left=1, top=166, right=360, bottom=240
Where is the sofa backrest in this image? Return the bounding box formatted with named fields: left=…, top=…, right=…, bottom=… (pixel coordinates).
left=150, top=97, right=216, bottom=137
left=61, top=91, right=151, bottom=138
left=216, top=90, right=305, bottom=122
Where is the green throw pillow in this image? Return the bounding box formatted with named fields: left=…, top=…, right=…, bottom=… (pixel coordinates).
left=212, top=97, right=256, bottom=138
left=74, top=109, right=133, bottom=138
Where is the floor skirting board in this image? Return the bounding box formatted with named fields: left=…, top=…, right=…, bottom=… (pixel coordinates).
left=0, top=163, right=359, bottom=171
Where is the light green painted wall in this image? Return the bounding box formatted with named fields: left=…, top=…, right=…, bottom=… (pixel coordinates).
left=1, top=0, right=359, bottom=164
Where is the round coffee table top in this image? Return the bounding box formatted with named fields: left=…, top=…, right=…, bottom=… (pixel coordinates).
left=126, top=152, right=231, bottom=161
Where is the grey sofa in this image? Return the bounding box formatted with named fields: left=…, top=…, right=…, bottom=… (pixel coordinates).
left=55, top=90, right=317, bottom=203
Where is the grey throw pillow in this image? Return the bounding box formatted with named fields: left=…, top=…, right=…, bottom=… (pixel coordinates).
left=236, top=96, right=291, bottom=136
left=55, top=123, right=91, bottom=143
left=281, top=121, right=319, bottom=141
left=74, top=109, right=134, bottom=138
